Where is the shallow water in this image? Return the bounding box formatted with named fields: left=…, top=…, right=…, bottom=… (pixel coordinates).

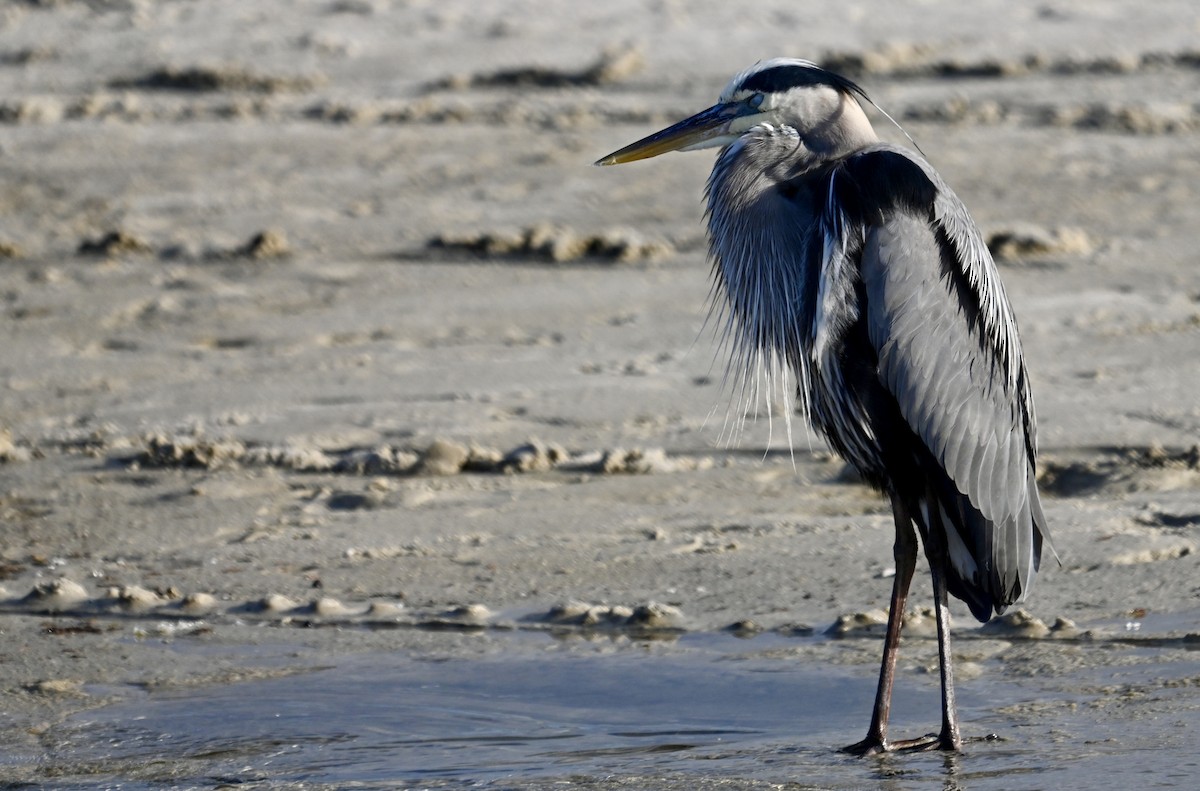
left=10, top=631, right=1200, bottom=790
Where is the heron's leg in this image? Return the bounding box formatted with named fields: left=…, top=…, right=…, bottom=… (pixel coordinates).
left=879, top=514, right=966, bottom=753
left=884, top=556, right=964, bottom=752
left=929, top=558, right=962, bottom=750
left=842, top=498, right=918, bottom=756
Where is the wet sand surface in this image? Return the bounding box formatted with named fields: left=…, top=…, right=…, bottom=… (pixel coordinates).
left=12, top=632, right=1200, bottom=789
left=1, top=1, right=1199, bottom=788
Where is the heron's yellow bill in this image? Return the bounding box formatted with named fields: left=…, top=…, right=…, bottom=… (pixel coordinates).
left=594, top=103, right=736, bottom=166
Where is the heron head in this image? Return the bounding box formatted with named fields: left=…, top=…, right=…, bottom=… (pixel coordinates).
left=595, top=58, right=877, bottom=166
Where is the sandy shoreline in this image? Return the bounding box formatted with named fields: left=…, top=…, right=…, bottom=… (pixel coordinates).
left=1, top=1, right=1199, bottom=786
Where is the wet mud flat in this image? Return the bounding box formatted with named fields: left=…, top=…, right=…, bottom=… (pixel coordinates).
left=2, top=1, right=1200, bottom=789
left=3, top=627, right=1199, bottom=790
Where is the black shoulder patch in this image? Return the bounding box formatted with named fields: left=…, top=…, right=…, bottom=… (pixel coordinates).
left=832, top=149, right=938, bottom=226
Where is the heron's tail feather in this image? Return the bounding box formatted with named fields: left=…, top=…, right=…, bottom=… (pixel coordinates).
left=917, top=472, right=1044, bottom=624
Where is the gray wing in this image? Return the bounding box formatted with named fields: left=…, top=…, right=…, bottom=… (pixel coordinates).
left=832, top=145, right=1048, bottom=607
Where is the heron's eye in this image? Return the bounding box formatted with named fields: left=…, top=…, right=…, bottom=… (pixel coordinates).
left=749, top=93, right=765, bottom=108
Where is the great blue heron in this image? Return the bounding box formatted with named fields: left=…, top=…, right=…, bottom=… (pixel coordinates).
left=596, top=58, right=1053, bottom=754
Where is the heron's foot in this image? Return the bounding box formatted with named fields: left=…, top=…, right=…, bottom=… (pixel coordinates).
left=890, top=732, right=960, bottom=752
left=841, top=736, right=888, bottom=756
left=841, top=732, right=962, bottom=756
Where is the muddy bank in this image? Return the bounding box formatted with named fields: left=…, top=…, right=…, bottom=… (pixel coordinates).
left=0, top=0, right=1198, bottom=786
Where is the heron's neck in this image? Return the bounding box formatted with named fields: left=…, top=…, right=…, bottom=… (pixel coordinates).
left=704, top=139, right=824, bottom=365
left=811, top=94, right=878, bottom=156
left=770, top=91, right=879, bottom=165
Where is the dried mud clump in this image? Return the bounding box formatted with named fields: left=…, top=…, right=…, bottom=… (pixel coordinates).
left=626, top=602, right=685, bottom=631
left=243, top=445, right=335, bottom=471
left=539, top=600, right=684, bottom=632
left=78, top=230, right=152, bottom=257
left=597, top=447, right=710, bottom=474
left=902, top=97, right=1009, bottom=125
left=413, top=604, right=494, bottom=631
left=1037, top=457, right=1109, bottom=496
left=177, top=592, right=219, bottom=614
left=241, top=593, right=301, bottom=614
left=415, top=439, right=471, bottom=476
left=901, top=97, right=1200, bottom=135
left=0, top=430, right=33, bottom=463
left=724, top=619, right=764, bottom=636
left=898, top=607, right=940, bottom=638
left=131, top=433, right=337, bottom=472
left=428, top=44, right=643, bottom=91
left=826, top=609, right=889, bottom=637
left=197, top=230, right=291, bottom=261
left=0, top=96, right=64, bottom=124
left=820, top=43, right=938, bottom=77
left=109, top=65, right=320, bottom=94
left=728, top=620, right=814, bottom=638
left=296, top=597, right=359, bottom=618
left=124, top=433, right=414, bottom=474
left=986, top=224, right=1093, bottom=262
left=822, top=47, right=1200, bottom=81
left=410, top=440, right=706, bottom=476
left=428, top=224, right=673, bottom=264
left=326, top=490, right=388, bottom=511
left=237, top=229, right=290, bottom=259
left=121, top=434, right=707, bottom=478
left=500, top=440, right=568, bottom=473
left=21, top=579, right=90, bottom=612
left=0, top=46, right=56, bottom=66
left=979, top=609, right=1051, bottom=639
left=822, top=45, right=1032, bottom=79
left=0, top=240, right=23, bottom=258
left=136, top=433, right=250, bottom=470
left=1039, top=444, right=1200, bottom=496
left=429, top=603, right=492, bottom=627
left=104, top=585, right=168, bottom=611
left=27, top=679, right=85, bottom=697
left=1049, top=103, right=1200, bottom=135
left=1131, top=444, right=1200, bottom=470
left=334, top=446, right=420, bottom=475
